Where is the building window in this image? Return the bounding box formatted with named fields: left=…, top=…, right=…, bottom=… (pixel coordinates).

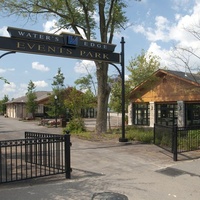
left=132, top=103, right=149, bottom=125
left=156, top=104, right=177, bottom=126
left=81, top=108, right=96, bottom=118
left=185, top=103, right=200, bottom=126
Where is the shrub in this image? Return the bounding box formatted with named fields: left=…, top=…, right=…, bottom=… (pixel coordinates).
left=125, top=126, right=153, bottom=143
left=63, top=118, right=86, bottom=133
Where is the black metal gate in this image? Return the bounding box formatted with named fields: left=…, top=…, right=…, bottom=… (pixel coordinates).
left=154, top=124, right=200, bottom=161
left=0, top=131, right=71, bottom=183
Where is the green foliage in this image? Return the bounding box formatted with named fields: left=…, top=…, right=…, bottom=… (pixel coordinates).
left=75, top=74, right=93, bottom=90
left=0, top=77, right=9, bottom=84
left=52, top=68, right=65, bottom=89
left=75, top=72, right=97, bottom=96
left=127, top=50, right=161, bottom=87
left=0, top=0, right=129, bottom=40
left=63, top=129, right=120, bottom=141
left=64, top=87, right=96, bottom=119
left=109, top=76, right=131, bottom=113
left=26, top=80, right=37, bottom=117
left=178, top=130, right=200, bottom=151
left=74, top=68, right=97, bottom=110
left=0, top=95, right=9, bottom=114
left=47, top=68, right=66, bottom=118
left=125, top=126, right=154, bottom=143
left=64, top=117, right=86, bottom=133
left=0, top=0, right=141, bottom=134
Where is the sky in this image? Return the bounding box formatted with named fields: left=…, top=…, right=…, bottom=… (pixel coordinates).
left=0, top=0, right=200, bottom=100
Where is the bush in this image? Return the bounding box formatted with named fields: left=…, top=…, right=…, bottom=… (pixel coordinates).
left=125, top=126, right=153, bottom=143
left=64, top=118, right=86, bottom=133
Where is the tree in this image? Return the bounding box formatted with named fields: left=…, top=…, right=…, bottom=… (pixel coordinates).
left=64, top=87, right=97, bottom=132
left=0, top=77, right=9, bottom=84
left=171, top=23, right=200, bottom=80
left=47, top=67, right=66, bottom=118
left=75, top=74, right=97, bottom=95
left=0, top=95, right=9, bottom=115
left=26, top=80, right=37, bottom=118
left=74, top=62, right=97, bottom=96
left=109, top=76, right=131, bottom=113
left=127, top=50, right=161, bottom=87
left=0, top=0, right=141, bottom=134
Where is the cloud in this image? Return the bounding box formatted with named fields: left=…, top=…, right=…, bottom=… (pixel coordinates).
left=32, top=62, right=50, bottom=72
left=171, top=0, right=193, bottom=12
left=132, top=2, right=200, bottom=72
left=0, top=68, right=6, bottom=74
left=0, top=26, right=9, bottom=37
left=0, top=82, right=29, bottom=99
left=2, top=82, right=16, bottom=93
left=74, top=60, right=96, bottom=74
left=33, top=80, right=48, bottom=88
left=147, top=42, right=174, bottom=68
left=43, top=19, right=58, bottom=33
left=42, top=19, right=88, bottom=38
left=0, top=68, right=15, bottom=74
left=132, top=2, right=200, bottom=44
left=43, top=19, right=74, bottom=35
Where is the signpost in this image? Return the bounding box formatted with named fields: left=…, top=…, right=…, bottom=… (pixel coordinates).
left=0, top=36, right=120, bottom=63
left=7, top=27, right=116, bottom=52
left=0, top=27, right=127, bottom=142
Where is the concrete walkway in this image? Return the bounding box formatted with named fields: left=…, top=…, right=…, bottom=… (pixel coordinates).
left=0, top=116, right=200, bottom=200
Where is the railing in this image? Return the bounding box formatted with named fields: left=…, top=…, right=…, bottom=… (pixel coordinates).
left=0, top=132, right=71, bottom=183
left=154, top=124, right=173, bottom=153
left=154, top=124, right=200, bottom=161
left=177, top=126, right=200, bottom=153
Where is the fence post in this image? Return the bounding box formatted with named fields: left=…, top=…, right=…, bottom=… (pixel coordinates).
left=153, top=123, right=156, bottom=144
left=0, top=142, right=2, bottom=183
left=173, top=125, right=178, bottom=161
left=64, top=131, right=71, bottom=179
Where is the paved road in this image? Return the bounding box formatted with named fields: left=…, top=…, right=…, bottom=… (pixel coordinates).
left=0, top=116, right=200, bottom=200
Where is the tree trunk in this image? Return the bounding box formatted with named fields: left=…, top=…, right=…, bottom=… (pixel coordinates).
left=95, top=62, right=111, bottom=134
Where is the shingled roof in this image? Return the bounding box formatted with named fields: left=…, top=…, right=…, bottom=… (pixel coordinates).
left=163, top=70, right=200, bottom=85
left=130, top=69, right=200, bottom=97
left=6, top=91, right=52, bottom=104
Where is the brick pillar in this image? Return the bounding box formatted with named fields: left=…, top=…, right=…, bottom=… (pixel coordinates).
left=128, top=103, right=133, bottom=125
left=150, top=102, right=155, bottom=127
left=177, top=101, right=185, bottom=127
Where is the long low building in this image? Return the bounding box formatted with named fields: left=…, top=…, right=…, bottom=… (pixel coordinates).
left=5, top=91, right=51, bottom=119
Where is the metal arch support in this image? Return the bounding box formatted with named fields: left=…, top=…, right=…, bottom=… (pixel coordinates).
left=109, top=37, right=128, bottom=142
left=0, top=51, right=16, bottom=59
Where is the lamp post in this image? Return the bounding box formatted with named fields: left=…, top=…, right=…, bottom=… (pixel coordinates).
left=108, top=37, right=128, bottom=142
left=54, top=95, right=58, bottom=128
left=21, top=100, right=24, bottom=119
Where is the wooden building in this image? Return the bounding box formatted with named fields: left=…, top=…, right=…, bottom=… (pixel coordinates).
left=128, top=69, right=200, bottom=127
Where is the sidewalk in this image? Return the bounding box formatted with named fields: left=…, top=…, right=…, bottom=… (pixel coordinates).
left=0, top=116, right=200, bottom=200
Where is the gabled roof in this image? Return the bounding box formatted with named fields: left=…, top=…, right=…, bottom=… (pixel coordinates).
left=130, top=69, right=200, bottom=98
left=7, top=91, right=51, bottom=104
left=161, top=70, right=200, bottom=85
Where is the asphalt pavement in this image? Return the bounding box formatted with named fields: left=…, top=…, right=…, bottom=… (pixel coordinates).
left=0, top=116, right=200, bottom=200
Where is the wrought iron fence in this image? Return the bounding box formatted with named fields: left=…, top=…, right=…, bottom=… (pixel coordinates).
left=154, top=124, right=173, bottom=152
left=177, top=126, right=200, bottom=153
left=154, top=124, right=200, bottom=161
left=0, top=132, right=71, bottom=183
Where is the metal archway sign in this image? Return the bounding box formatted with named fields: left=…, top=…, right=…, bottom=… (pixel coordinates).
left=0, top=27, right=120, bottom=63
left=0, top=26, right=127, bottom=142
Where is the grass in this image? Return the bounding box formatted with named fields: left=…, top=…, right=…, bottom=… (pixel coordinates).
left=125, top=126, right=154, bottom=143
left=66, top=126, right=154, bottom=143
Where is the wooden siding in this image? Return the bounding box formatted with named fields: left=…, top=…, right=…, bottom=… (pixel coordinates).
left=131, top=74, right=200, bottom=103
